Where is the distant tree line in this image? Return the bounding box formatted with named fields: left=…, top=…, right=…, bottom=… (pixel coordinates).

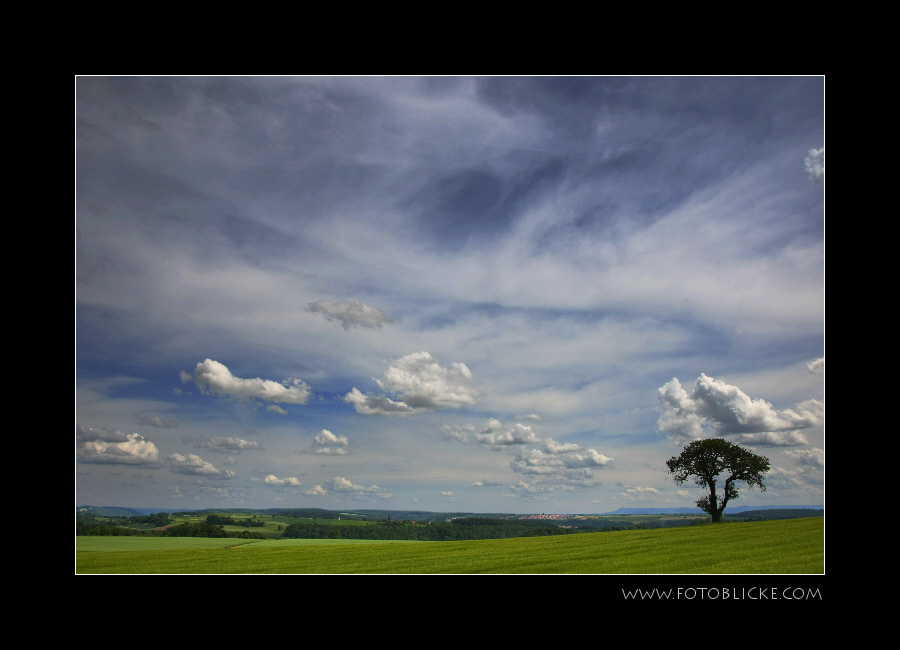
left=129, top=512, right=171, bottom=527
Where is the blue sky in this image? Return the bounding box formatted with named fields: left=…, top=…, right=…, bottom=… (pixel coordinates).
left=76, top=76, right=824, bottom=513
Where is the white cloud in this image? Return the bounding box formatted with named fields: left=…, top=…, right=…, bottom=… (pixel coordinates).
left=805, top=146, right=824, bottom=182
left=77, top=425, right=161, bottom=466
left=562, top=449, right=614, bottom=468
left=325, top=476, right=391, bottom=498
left=807, top=357, right=824, bottom=373
left=541, top=438, right=583, bottom=454
left=311, top=429, right=350, bottom=455
left=191, top=359, right=311, bottom=405
left=167, top=453, right=235, bottom=478
left=510, top=447, right=612, bottom=478
left=344, top=388, right=417, bottom=416
left=442, top=417, right=613, bottom=495
left=765, top=465, right=824, bottom=490
left=657, top=373, right=823, bottom=444
left=440, top=423, right=477, bottom=443
left=345, top=352, right=481, bottom=415
left=734, top=431, right=809, bottom=446
left=624, top=486, right=660, bottom=498
left=474, top=421, right=541, bottom=447
left=195, top=436, right=263, bottom=453
left=307, top=298, right=392, bottom=330
left=262, top=474, right=303, bottom=487
left=784, top=447, right=824, bottom=468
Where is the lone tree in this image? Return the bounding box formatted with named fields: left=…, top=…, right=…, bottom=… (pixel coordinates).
left=666, top=438, right=770, bottom=523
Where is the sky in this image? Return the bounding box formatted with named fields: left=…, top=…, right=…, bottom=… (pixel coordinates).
left=75, top=76, right=824, bottom=514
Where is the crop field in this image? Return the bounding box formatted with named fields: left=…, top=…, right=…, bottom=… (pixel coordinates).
left=76, top=516, right=823, bottom=574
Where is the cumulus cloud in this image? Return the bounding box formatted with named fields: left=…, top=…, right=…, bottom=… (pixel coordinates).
left=167, top=453, right=235, bottom=478
left=510, top=447, right=612, bottom=479
left=261, top=474, right=302, bottom=487
left=195, top=436, right=263, bottom=453
left=807, top=357, right=824, bottom=373
left=304, top=485, right=327, bottom=496
left=344, top=388, right=417, bottom=416
left=474, top=421, right=541, bottom=448
left=784, top=447, right=824, bottom=468
left=765, top=465, right=824, bottom=491
left=345, top=352, right=481, bottom=415
left=323, top=476, right=392, bottom=498
left=444, top=418, right=596, bottom=455
left=76, top=425, right=161, bottom=466
left=441, top=423, right=477, bottom=443
left=805, top=146, right=824, bottom=182
left=541, top=438, right=583, bottom=454
left=307, top=298, right=392, bottom=330
left=189, top=359, right=311, bottom=405
left=562, top=448, right=615, bottom=468
left=623, top=486, right=660, bottom=498
left=310, top=429, right=350, bottom=455
left=734, top=431, right=809, bottom=446
left=440, top=419, right=541, bottom=448
left=657, top=373, right=824, bottom=444
left=443, top=417, right=613, bottom=494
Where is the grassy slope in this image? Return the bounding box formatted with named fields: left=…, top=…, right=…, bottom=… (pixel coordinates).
left=75, top=517, right=823, bottom=574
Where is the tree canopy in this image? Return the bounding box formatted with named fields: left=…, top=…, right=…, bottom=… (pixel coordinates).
left=666, top=438, right=770, bottom=523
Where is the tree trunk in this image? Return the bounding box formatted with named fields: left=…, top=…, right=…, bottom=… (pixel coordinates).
left=709, top=480, right=722, bottom=523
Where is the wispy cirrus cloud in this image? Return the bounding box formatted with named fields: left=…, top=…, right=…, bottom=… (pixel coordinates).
left=307, top=298, right=392, bottom=330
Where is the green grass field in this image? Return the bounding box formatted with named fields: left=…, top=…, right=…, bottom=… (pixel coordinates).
left=76, top=517, right=823, bottom=574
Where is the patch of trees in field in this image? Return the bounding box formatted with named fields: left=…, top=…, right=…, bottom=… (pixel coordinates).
left=75, top=513, right=266, bottom=539
left=76, top=512, right=171, bottom=536
left=204, top=514, right=266, bottom=527
left=163, top=521, right=266, bottom=539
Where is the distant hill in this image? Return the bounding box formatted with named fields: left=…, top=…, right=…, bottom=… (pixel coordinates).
left=76, top=506, right=182, bottom=517
left=600, top=505, right=824, bottom=515
left=77, top=504, right=823, bottom=518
